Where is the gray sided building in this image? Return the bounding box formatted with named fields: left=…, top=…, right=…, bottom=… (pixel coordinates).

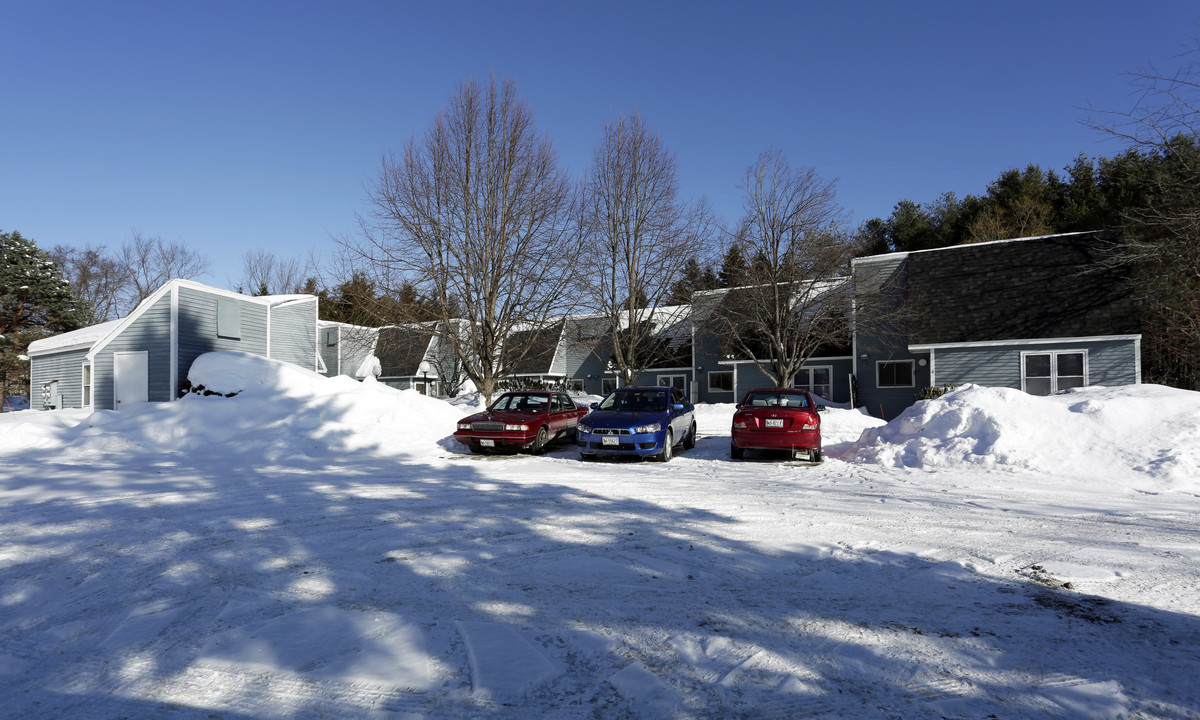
left=28, top=279, right=319, bottom=411
left=690, top=285, right=854, bottom=406
left=317, top=321, right=380, bottom=380
left=852, top=231, right=1141, bottom=419
left=559, top=307, right=696, bottom=398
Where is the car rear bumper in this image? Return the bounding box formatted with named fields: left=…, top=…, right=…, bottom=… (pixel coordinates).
left=731, top=428, right=820, bottom=451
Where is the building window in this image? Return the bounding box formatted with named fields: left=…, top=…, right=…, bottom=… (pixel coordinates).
left=82, top=364, right=92, bottom=407
left=217, top=299, right=242, bottom=340
left=708, top=370, right=734, bottom=393
left=793, top=366, right=832, bottom=400
left=876, top=360, right=914, bottom=388
left=568, top=379, right=585, bottom=392
left=657, top=374, right=686, bottom=392
left=1022, top=350, right=1087, bottom=396
left=601, top=377, right=617, bottom=395
left=325, top=329, right=337, bottom=347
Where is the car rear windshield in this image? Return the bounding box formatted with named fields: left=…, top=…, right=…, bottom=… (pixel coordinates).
left=489, top=393, right=549, bottom=412
left=743, top=391, right=809, bottom=408
left=598, top=390, right=668, bottom=411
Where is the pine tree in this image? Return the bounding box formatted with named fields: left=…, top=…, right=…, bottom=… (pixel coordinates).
left=1, top=230, right=88, bottom=401
left=718, top=243, right=750, bottom=287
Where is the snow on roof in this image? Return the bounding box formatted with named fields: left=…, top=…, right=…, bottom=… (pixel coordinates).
left=27, top=319, right=123, bottom=355
left=260, top=294, right=315, bottom=307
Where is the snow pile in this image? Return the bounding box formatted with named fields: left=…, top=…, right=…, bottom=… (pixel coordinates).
left=25, top=351, right=463, bottom=462
left=847, top=384, right=1200, bottom=491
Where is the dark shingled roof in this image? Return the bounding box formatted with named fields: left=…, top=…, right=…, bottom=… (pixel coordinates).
left=505, top=321, right=565, bottom=375
left=375, top=326, right=433, bottom=377
left=905, top=231, right=1139, bottom=345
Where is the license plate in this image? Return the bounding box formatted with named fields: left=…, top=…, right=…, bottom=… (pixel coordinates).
left=601, top=435, right=619, bottom=446
left=480, top=439, right=495, bottom=447
left=765, top=419, right=784, bottom=428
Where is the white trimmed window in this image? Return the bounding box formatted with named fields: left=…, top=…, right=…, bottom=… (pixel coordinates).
left=601, top=377, right=617, bottom=395
left=793, top=366, right=832, bottom=399
left=708, top=370, right=734, bottom=393
left=876, top=360, right=914, bottom=388
left=1022, top=350, right=1087, bottom=396
left=82, top=363, right=92, bottom=407
left=657, top=374, right=686, bottom=392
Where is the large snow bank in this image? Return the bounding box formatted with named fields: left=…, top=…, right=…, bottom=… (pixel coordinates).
left=846, top=384, right=1200, bottom=491
left=8, top=351, right=464, bottom=462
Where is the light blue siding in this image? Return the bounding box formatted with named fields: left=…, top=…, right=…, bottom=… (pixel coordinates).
left=269, top=299, right=317, bottom=370
left=933, top=339, right=1140, bottom=390
left=176, top=287, right=268, bottom=395
left=93, top=293, right=173, bottom=409
left=30, top=348, right=88, bottom=409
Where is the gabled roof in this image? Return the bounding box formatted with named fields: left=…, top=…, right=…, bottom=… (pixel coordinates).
left=505, top=320, right=566, bottom=375
left=898, top=231, right=1139, bottom=345
left=26, top=279, right=318, bottom=358
left=27, top=319, right=123, bottom=355
left=375, top=325, right=436, bottom=377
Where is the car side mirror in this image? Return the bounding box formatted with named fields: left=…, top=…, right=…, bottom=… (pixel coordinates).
left=815, top=404, right=826, bottom=413
left=589, top=402, right=599, bottom=410
left=672, top=403, right=685, bottom=411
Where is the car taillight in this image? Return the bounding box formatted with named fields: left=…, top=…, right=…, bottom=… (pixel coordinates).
left=732, top=414, right=747, bottom=429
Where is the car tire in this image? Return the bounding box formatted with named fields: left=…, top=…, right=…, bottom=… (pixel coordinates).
left=656, top=430, right=674, bottom=462
left=469, top=444, right=485, bottom=455
left=532, top=426, right=550, bottom=455
left=683, top=421, right=697, bottom=450
left=813, top=446, right=823, bottom=463
left=730, top=441, right=744, bottom=460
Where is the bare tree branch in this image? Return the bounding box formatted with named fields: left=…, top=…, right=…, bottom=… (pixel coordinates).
left=347, top=76, right=579, bottom=401
left=118, top=231, right=211, bottom=313
left=703, top=150, right=852, bottom=388
left=50, top=244, right=130, bottom=323
left=579, top=111, right=714, bottom=386
left=239, top=249, right=306, bottom=295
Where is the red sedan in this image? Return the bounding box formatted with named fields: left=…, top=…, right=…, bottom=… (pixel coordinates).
left=730, top=388, right=824, bottom=462
left=454, top=391, right=589, bottom=454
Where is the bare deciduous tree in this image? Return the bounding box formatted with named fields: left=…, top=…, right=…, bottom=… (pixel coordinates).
left=119, top=231, right=211, bottom=312
left=50, top=244, right=129, bottom=323
left=580, top=111, right=713, bottom=386
left=350, top=76, right=579, bottom=401
left=1089, top=30, right=1200, bottom=389
left=239, top=249, right=306, bottom=296
left=705, top=149, right=852, bottom=388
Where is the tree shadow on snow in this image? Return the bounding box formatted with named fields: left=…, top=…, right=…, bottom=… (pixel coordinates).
left=0, top=408, right=1197, bottom=719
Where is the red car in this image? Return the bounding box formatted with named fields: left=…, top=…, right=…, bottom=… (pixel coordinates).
left=730, top=388, right=824, bottom=462
left=454, top=391, right=589, bottom=454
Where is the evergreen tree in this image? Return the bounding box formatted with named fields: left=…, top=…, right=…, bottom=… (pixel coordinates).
left=718, top=242, right=750, bottom=287
left=1, top=230, right=88, bottom=401
left=667, top=257, right=720, bottom=303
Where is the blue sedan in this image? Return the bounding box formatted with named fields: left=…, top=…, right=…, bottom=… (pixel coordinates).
left=577, top=386, right=697, bottom=462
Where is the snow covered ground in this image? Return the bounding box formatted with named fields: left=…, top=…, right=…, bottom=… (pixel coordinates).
left=1, top=351, right=1198, bottom=719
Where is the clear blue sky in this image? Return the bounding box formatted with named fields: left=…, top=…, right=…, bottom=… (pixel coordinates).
left=3, top=1, right=1197, bottom=289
